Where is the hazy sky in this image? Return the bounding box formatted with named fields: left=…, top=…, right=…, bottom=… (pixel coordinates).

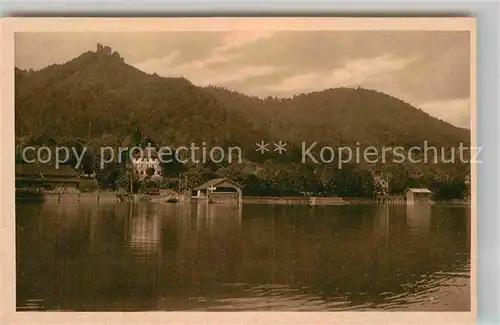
left=16, top=31, right=471, bottom=128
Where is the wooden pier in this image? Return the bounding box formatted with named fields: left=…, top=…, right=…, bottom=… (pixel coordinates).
left=376, top=195, right=406, bottom=205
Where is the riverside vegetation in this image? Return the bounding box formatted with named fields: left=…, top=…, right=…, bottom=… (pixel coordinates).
left=15, top=44, right=470, bottom=200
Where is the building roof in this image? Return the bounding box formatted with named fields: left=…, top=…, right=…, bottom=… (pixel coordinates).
left=407, top=188, right=432, bottom=193
left=15, top=163, right=79, bottom=178
left=193, top=178, right=243, bottom=191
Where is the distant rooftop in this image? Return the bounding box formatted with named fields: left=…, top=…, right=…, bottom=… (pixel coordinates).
left=193, top=178, right=243, bottom=191
left=15, top=163, right=78, bottom=178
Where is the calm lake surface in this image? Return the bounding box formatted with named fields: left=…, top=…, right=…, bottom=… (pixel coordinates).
left=16, top=202, right=470, bottom=311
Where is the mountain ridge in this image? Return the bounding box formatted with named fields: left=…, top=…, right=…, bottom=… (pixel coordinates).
left=206, top=86, right=469, bottom=148
left=15, top=45, right=469, bottom=150
left=14, top=45, right=471, bottom=197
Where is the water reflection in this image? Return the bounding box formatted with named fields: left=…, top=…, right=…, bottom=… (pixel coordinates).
left=406, top=204, right=431, bottom=233
left=16, top=202, right=469, bottom=311
left=129, top=205, right=161, bottom=258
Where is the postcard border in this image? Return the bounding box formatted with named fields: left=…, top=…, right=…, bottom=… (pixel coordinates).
left=1, top=17, right=477, bottom=325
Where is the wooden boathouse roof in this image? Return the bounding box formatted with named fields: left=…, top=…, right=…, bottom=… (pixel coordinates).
left=193, top=178, right=243, bottom=191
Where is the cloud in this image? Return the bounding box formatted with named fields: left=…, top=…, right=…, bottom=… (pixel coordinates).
left=266, top=53, right=416, bottom=94
left=214, top=31, right=276, bottom=53
left=133, top=31, right=278, bottom=86
left=330, top=54, right=415, bottom=86
left=183, top=52, right=240, bottom=69
left=207, top=65, right=277, bottom=85
left=135, top=31, right=276, bottom=74
left=418, top=98, right=470, bottom=128
left=168, top=64, right=277, bottom=86
left=135, top=53, right=276, bottom=86
left=134, top=50, right=180, bottom=74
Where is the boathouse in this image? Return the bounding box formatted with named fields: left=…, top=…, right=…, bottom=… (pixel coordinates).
left=15, top=163, right=80, bottom=193
left=191, top=178, right=243, bottom=204
left=406, top=188, right=432, bottom=205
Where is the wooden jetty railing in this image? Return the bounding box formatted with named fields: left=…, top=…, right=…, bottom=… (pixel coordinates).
left=376, top=195, right=406, bottom=205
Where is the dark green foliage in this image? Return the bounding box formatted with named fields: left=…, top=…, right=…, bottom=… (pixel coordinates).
left=207, top=86, right=469, bottom=148
left=115, top=167, right=140, bottom=193
left=15, top=46, right=471, bottom=199
left=430, top=178, right=469, bottom=201
left=139, top=178, right=159, bottom=194
left=15, top=50, right=260, bottom=151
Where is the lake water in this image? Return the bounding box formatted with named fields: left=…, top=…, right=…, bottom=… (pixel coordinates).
left=16, top=202, right=470, bottom=311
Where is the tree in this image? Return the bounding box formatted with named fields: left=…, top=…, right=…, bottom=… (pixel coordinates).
left=430, top=178, right=468, bottom=200
left=116, top=167, right=139, bottom=193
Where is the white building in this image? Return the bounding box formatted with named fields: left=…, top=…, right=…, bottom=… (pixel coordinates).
left=131, top=148, right=163, bottom=181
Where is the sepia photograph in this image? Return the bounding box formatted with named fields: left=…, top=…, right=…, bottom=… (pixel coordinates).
left=3, top=17, right=477, bottom=322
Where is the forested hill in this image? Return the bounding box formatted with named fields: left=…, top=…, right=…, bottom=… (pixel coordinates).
left=15, top=45, right=260, bottom=150
left=206, top=86, right=470, bottom=148
left=16, top=45, right=469, bottom=151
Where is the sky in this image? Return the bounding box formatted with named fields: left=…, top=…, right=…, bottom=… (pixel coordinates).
left=15, top=31, right=471, bottom=128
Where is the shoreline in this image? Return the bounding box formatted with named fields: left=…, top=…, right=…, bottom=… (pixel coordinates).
left=15, top=190, right=471, bottom=206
